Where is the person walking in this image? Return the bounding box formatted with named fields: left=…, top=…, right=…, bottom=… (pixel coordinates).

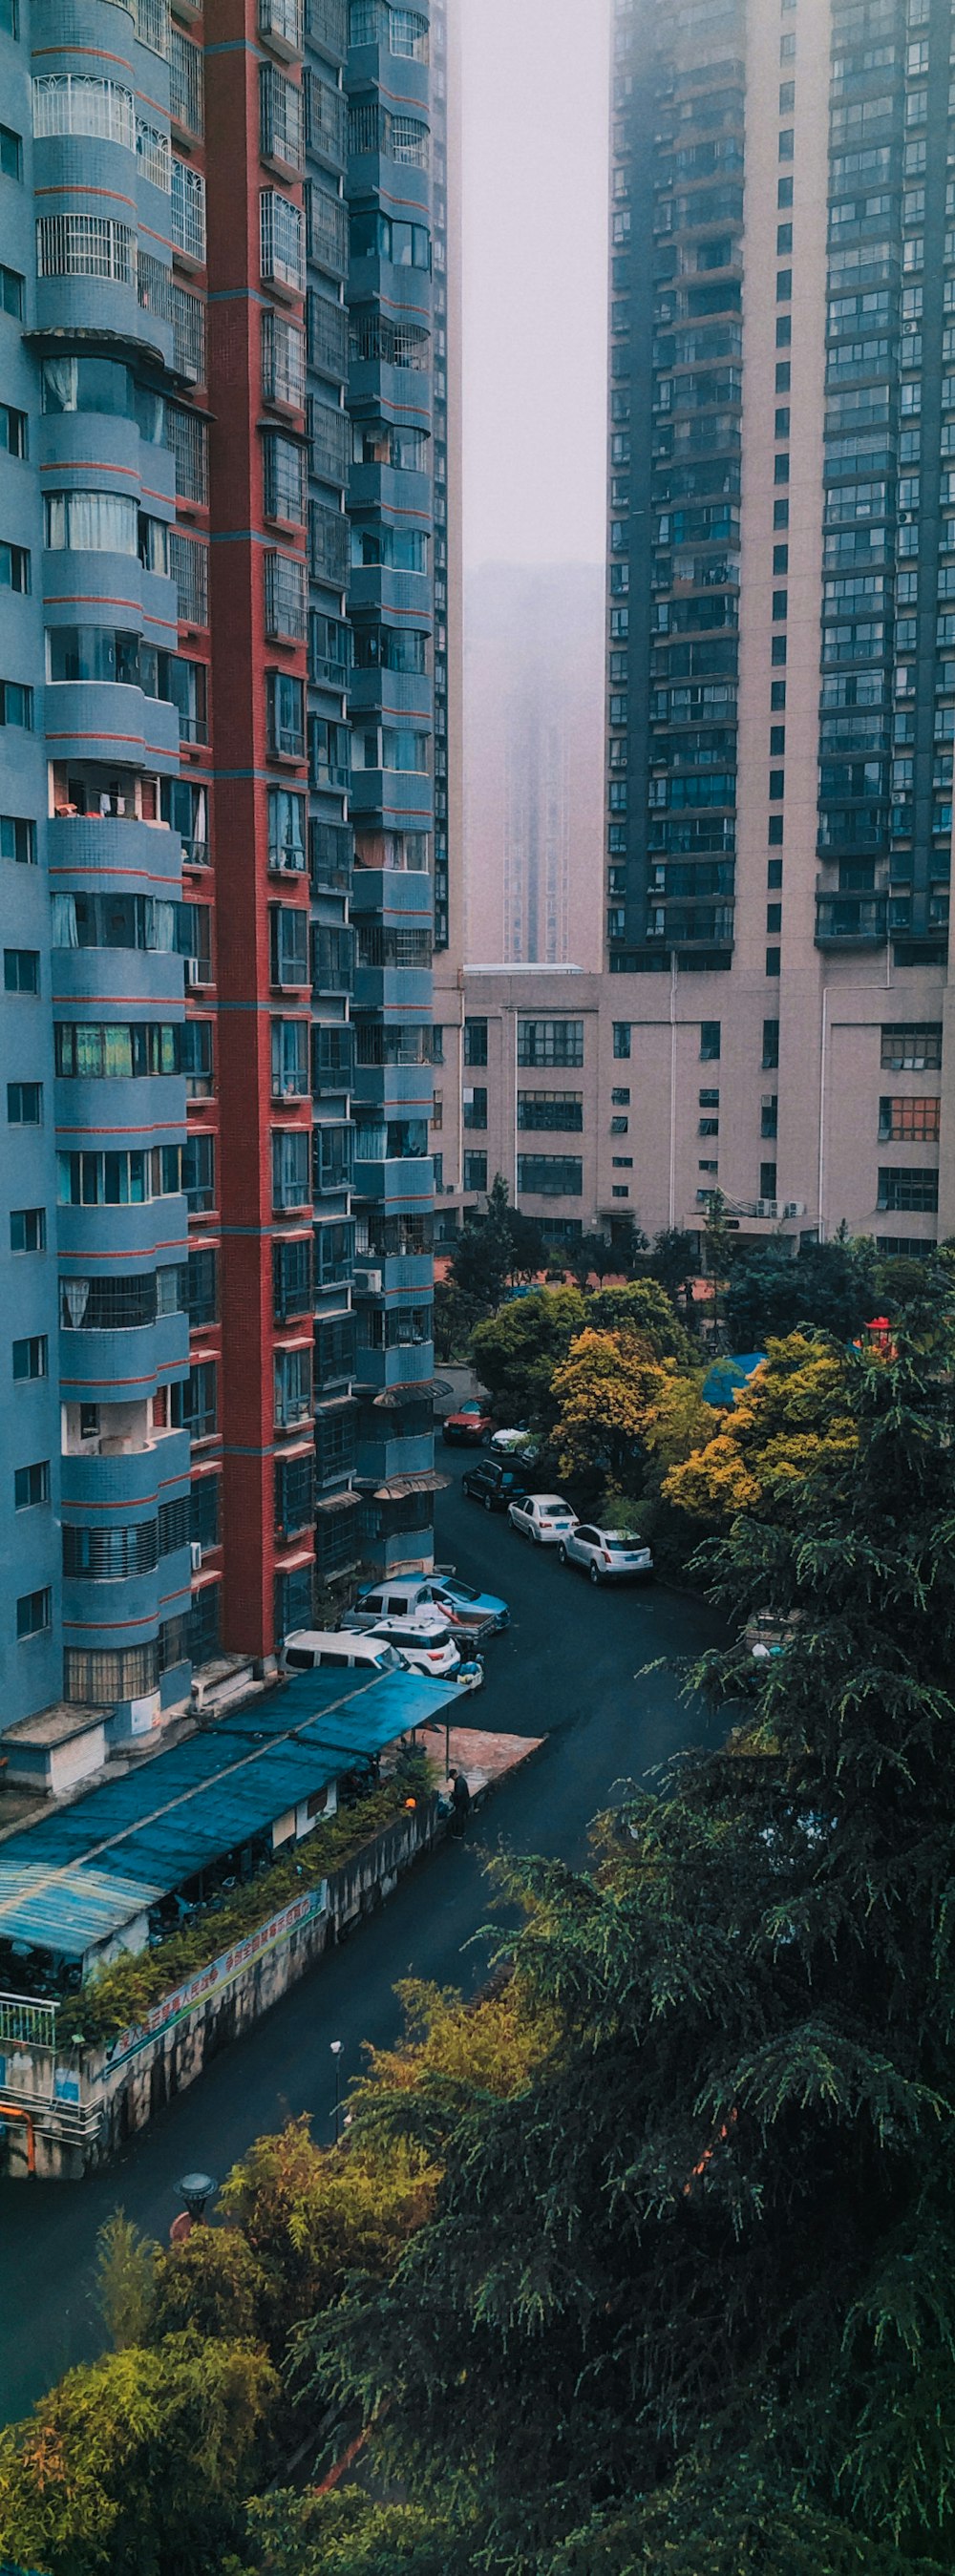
left=451, top=1770, right=471, bottom=1837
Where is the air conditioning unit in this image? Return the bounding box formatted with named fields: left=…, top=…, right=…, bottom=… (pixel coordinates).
left=190, top=1539, right=202, bottom=1573
left=783, top=1201, right=806, bottom=1220
left=755, top=1198, right=778, bottom=1220
left=183, top=956, right=202, bottom=986
left=356, top=1265, right=383, bottom=1295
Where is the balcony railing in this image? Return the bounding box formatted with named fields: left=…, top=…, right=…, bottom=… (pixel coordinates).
left=815, top=892, right=887, bottom=945
left=306, top=0, right=347, bottom=54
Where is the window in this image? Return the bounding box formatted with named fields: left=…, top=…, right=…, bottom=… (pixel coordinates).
left=0, top=813, right=32, bottom=865
left=274, top=1341, right=311, bottom=1427
left=0, top=0, right=17, bottom=36
left=881, top=1023, right=941, bottom=1070
left=459, top=1151, right=487, bottom=1193
left=185, top=1247, right=217, bottom=1326
left=269, top=903, right=308, bottom=985
left=14, top=1461, right=49, bottom=1510
left=261, top=306, right=306, bottom=407
left=517, top=1092, right=584, bottom=1132
left=17, top=1588, right=51, bottom=1639
left=759, top=1162, right=777, bottom=1201
left=260, top=60, right=303, bottom=170
left=700, top=1021, right=721, bottom=1060
left=265, top=553, right=307, bottom=641
left=273, top=1234, right=312, bottom=1320
left=44, top=490, right=138, bottom=552
left=463, top=1017, right=487, bottom=1066
left=4, top=947, right=37, bottom=993
left=0, top=540, right=28, bottom=593
left=274, top=1450, right=313, bottom=1542
left=516, top=1156, right=584, bottom=1197
left=56, top=1022, right=180, bottom=1079
left=878, top=1167, right=938, bottom=1213
left=172, top=1358, right=218, bottom=1439
left=517, top=1020, right=584, bottom=1068
left=181, top=1131, right=215, bottom=1213
left=879, top=1096, right=940, bottom=1142
left=266, top=670, right=305, bottom=758
left=766, top=947, right=781, bottom=978
left=57, top=1147, right=182, bottom=1205
left=260, top=188, right=304, bottom=291
left=0, top=263, right=24, bottom=315
left=12, top=1335, right=47, bottom=1379
left=0, top=403, right=26, bottom=456
left=0, top=681, right=32, bottom=728
left=64, top=1643, right=159, bottom=1703
left=612, top=1021, right=631, bottom=1059
left=271, top=1125, right=310, bottom=1208
left=271, top=1017, right=308, bottom=1097
left=11, top=1207, right=44, bottom=1252
left=8, top=1082, right=41, bottom=1124
left=168, top=531, right=207, bottom=623
left=462, top=1087, right=487, bottom=1130
left=190, top=1472, right=221, bottom=1555
left=263, top=429, right=305, bottom=521
left=267, top=787, right=307, bottom=870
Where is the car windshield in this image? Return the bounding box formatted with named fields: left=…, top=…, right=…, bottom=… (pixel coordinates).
left=541, top=1504, right=569, bottom=1518
left=376, top=1645, right=404, bottom=1671
left=447, top=1580, right=478, bottom=1601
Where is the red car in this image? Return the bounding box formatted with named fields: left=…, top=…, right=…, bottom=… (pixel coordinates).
left=442, top=1398, right=494, bottom=1446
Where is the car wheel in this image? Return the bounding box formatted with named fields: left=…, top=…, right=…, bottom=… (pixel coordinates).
left=558, top=1543, right=567, bottom=1565
left=588, top=1561, right=601, bottom=1586
left=483, top=1494, right=493, bottom=1513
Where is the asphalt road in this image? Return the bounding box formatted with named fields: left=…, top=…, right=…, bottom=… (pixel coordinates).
left=0, top=1465, right=727, bottom=2425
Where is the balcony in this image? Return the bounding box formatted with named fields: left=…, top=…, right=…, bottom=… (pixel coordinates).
left=815, top=892, right=887, bottom=946
left=259, top=0, right=303, bottom=56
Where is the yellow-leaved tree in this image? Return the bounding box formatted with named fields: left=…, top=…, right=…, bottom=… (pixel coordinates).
left=663, top=1333, right=857, bottom=1527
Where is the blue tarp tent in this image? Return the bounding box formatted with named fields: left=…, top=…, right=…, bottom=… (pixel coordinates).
left=0, top=1667, right=461, bottom=1964
left=701, top=1351, right=767, bottom=1409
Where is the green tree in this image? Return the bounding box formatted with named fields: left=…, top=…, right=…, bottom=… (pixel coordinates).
left=564, top=1232, right=618, bottom=1293
left=95, top=2211, right=158, bottom=2352
left=0, top=2336, right=277, bottom=2576
left=148, top=2227, right=272, bottom=2348
left=469, top=1288, right=586, bottom=1426
left=723, top=1230, right=879, bottom=1350
left=301, top=1298, right=955, bottom=2570
left=225, top=2487, right=477, bottom=2576
left=588, top=1277, right=697, bottom=1367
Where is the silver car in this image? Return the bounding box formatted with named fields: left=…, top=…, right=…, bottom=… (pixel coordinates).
left=507, top=1493, right=577, bottom=1546
left=558, top=1524, right=653, bottom=1584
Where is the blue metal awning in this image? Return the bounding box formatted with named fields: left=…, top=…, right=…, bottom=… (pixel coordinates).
left=0, top=1668, right=458, bottom=1962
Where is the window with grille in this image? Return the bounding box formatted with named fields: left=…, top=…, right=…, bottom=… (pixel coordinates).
left=881, top=1023, right=942, bottom=1070
left=137, top=120, right=171, bottom=188
left=171, top=159, right=205, bottom=261
left=133, top=0, right=171, bottom=57
left=306, top=179, right=347, bottom=275
left=33, top=75, right=136, bottom=148
left=262, top=307, right=306, bottom=408
left=260, top=62, right=303, bottom=171
left=307, top=289, right=348, bottom=379
left=390, top=113, right=428, bottom=165
left=159, top=1494, right=191, bottom=1556
left=272, top=1126, right=310, bottom=1208
left=266, top=671, right=305, bottom=759
left=308, top=500, right=349, bottom=586
left=172, top=1358, right=218, bottom=1438
left=168, top=531, right=208, bottom=623
left=265, top=552, right=307, bottom=640
left=263, top=429, right=305, bottom=521
left=188, top=1581, right=222, bottom=1666
left=517, top=1020, right=584, bottom=1069
left=169, top=281, right=205, bottom=379
left=303, top=67, right=346, bottom=166
left=170, top=29, right=203, bottom=133
left=275, top=1342, right=311, bottom=1425
left=267, top=786, right=307, bottom=867
left=516, top=1155, right=584, bottom=1197
left=348, top=307, right=430, bottom=370
left=261, top=189, right=304, bottom=290
left=181, top=1131, right=215, bottom=1213
left=389, top=7, right=428, bottom=57
left=63, top=1519, right=159, bottom=1579
left=184, top=1247, right=217, bottom=1325
left=189, top=1472, right=221, bottom=1554
left=462, top=1151, right=487, bottom=1193
left=166, top=405, right=208, bottom=504
left=517, top=1092, right=584, bottom=1132
left=314, top=1120, right=354, bottom=1192
left=877, top=1167, right=939, bottom=1213
left=315, top=1312, right=355, bottom=1379
left=308, top=396, right=349, bottom=486
left=180, top=1018, right=214, bottom=1096
left=275, top=1449, right=314, bottom=1538
left=269, top=900, right=308, bottom=983
left=879, top=1096, right=940, bottom=1142
left=65, top=1643, right=159, bottom=1701
left=315, top=1404, right=355, bottom=1484
left=273, top=1234, right=313, bottom=1320
left=312, top=923, right=354, bottom=994
left=36, top=215, right=137, bottom=285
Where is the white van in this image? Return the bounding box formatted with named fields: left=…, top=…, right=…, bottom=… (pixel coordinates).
left=282, top=1629, right=409, bottom=1677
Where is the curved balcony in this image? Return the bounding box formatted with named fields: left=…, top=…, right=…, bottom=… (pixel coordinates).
left=59, top=1307, right=189, bottom=1400
left=48, top=813, right=182, bottom=887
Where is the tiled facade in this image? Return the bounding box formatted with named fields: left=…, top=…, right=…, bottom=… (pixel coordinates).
left=0, top=0, right=446, bottom=1744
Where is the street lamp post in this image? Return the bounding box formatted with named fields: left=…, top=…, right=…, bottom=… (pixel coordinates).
left=171, top=2170, right=217, bottom=2243
left=330, top=2039, right=343, bottom=2143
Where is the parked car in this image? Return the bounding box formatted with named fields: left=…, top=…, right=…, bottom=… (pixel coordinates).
left=427, top=1573, right=510, bottom=1633
left=283, top=1630, right=409, bottom=1677
left=558, top=1524, right=654, bottom=1584
left=462, top=1458, right=529, bottom=1513
left=489, top=1426, right=541, bottom=1465
left=355, top=1573, right=507, bottom=1643
left=364, top=1615, right=461, bottom=1679
left=442, top=1399, right=494, bottom=1446
left=507, top=1493, right=577, bottom=1546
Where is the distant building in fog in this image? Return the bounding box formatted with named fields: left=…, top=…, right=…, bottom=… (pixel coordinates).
left=464, top=564, right=603, bottom=969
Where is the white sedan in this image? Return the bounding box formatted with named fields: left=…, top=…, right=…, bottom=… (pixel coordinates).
left=507, top=1493, right=577, bottom=1546
left=365, top=1613, right=461, bottom=1678
left=557, top=1523, right=653, bottom=1585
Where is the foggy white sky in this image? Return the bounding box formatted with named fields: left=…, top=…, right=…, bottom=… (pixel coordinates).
left=460, top=0, right=610, bottom=570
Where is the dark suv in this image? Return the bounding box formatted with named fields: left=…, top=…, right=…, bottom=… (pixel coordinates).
left=462, top=1458, right=529, bottom=1513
